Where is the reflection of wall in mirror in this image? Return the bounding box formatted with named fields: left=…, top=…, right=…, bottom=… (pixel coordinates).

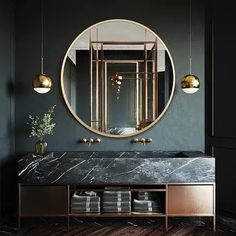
left=64, top=58, right=77, bottom=113
left=107, top=60, right=137, bottom=130
left=76, top=50, right=90, bottom=124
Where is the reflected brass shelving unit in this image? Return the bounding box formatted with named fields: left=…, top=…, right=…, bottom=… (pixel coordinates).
left=89, top=38, right=159, bottom=132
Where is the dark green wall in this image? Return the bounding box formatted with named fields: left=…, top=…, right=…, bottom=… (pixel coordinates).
left=205, top=0, right=236, bottom=216
left=15, top=0, right=205, bottom=152
left=0, top=0, right=15, bottom=220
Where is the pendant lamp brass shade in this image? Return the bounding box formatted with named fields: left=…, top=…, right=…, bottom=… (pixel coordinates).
left=33, top=0, right=52, bottom=94
left=181, top=0, right=200, bottom=94
left=33, top=74, right=52, bottom=94
left=181, top=74, right=200, bottom=94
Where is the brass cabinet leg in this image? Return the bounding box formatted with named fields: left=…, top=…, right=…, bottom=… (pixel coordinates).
left=67, top=216, right=70, bottom=232
left=67, top=184, right=70, bottom=232
left=18, top=184, right=21, bottom=231
left=213, top=183, right=216, bottom=232
left=165, top=216, right=168, bottom=232
left=213, top=216, right=216, bottom=232
left=18, top=214, right=21, bottom=231
left=165, top=184, right=168, bottom=232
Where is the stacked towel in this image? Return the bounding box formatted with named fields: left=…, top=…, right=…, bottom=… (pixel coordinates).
left=133, top=199, right=162, bottom=212
left=136, top=191, right=157, bottom=200
left=133, top=192, right=162, bottom=213
left=102, top=188, right=131, bottom=213
left=71, top=191, right=100, bottom=213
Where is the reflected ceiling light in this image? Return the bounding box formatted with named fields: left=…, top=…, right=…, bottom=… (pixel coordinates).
left=111, top=74, right=123, bottom=99
left=33, top=0, right=52, bottom=94
left=181, top=0, right=200, bottom=94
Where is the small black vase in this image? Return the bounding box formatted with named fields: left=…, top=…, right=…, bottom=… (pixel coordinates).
left=35, top=140, right=47, bottom=155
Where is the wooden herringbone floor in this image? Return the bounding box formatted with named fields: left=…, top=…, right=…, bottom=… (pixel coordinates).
left=19, top=216, right=236, bottom=236
left=1, top=216, right=236, bottom=235
left=21, top=225, right=226, bottom=236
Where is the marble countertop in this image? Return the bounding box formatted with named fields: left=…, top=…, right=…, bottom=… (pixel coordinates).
left=17, top=151, right=215, bottom=185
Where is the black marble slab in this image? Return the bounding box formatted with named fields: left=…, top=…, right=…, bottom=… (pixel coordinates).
left=18, top=151, right=215, bottom=185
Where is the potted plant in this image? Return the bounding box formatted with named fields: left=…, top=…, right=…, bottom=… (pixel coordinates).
left=28, top=105, right=56, bottom=155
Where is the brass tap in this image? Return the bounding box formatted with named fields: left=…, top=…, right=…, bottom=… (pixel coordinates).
left=133, top=138, right=139, bottom=143
left=81, top=138, right=102, bottom=146
left=94, top=138, right=101, bottom=143
left=82, top=138, right=87, bottom=143
left=140, top=138, right=146, bottom=144
left=132, top=138, right=152, bottom=145
left=146, top=138, right=152, bottom=143
left=89, top=138, right=94, bottom=144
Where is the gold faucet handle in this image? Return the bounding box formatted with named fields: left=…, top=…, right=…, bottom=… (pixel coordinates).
left=132, top=138, right=139, bottom=143
left=82, top=138, right=87, bottom=143
left=140, top=138, right=146, bottom=143
left=95, top=138, right=101, bottom=143
left=146, top=138, right=152, bottom=143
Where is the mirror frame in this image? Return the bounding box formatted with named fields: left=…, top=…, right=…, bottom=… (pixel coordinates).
left=61, top=19, right=176, bottom=138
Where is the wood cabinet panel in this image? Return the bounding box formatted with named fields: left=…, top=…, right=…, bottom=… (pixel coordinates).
left=20, top=185, right=68, bottom=216
left=168, top=185, right=214, bottom=216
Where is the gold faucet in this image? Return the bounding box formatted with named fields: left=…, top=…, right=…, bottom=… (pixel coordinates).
left=81, top=138, right=101, bottom=146
left=132, top=138, right=152, bottom=145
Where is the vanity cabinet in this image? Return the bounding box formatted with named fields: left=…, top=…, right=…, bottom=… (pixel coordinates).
left=168, top=185, right=215, bottom=216
left=17, top=151, right=216, bottom=232
left=18, top=183, right=215, bottom=232
left=19, top=185, right=68, bottom=217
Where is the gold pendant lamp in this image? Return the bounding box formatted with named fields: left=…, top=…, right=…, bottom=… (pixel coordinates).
left=32, top=0, right=52, bottom=94
left=181, top=0, right=200, bottom=94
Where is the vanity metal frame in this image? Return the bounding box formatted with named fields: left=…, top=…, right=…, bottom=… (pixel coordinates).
left=18, top=182, right=216, bottom=232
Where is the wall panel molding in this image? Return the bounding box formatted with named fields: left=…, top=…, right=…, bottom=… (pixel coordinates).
left=205, top=0, right=236, bottom=216
left=206, top=137, right=236, bottom=149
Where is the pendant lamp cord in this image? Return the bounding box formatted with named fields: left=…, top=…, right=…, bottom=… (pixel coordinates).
left=189, top=0, right=192, bottom=74
left=41, top=0, right=44, bottom=74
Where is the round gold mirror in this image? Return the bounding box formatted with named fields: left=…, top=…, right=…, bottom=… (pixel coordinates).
left=61, top=19, right=175, bottom=137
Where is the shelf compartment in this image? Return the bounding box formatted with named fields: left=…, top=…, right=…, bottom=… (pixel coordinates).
left=69, top=212, right=166, bottom=217
left=20, top=185, right=68, bottom=217
left=167, top=185, right=214, bottom=215
left=70, top=184, right=166, bottom=192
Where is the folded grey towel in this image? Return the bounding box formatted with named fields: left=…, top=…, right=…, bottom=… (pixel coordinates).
left=136, top=191, right=158, bottom=200
left=71, top=208, right=100, bottom=213
left=102, top=201, right=131, bottom=208
left=71, top=194, right=100, bottom=203
left=71, top=202, right=100, bottom=208
left=134, top=199, right=158, bottom=206
left=74, top=191, right=97, bottom=196
left=71, top=205, right=100, bottom=210
left=103, top=191, right=131, bottom=200
left=133, top=199, right=162, bottom=212
left=103, top=190, right=131, bottom=194
left=103, top=196, right=131, bottom=202
left=102, top=206, right=131, bottom=213
left=133, top=206, right=161, bottom=212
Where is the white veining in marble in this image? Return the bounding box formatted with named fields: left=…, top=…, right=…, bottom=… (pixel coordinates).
left=18, top=151, right=215, bottom=184
left=51, top=160, right=86, bottom=183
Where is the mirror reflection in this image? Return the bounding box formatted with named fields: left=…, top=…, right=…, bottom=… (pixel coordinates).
left=61, top=20, right=175, bottom=137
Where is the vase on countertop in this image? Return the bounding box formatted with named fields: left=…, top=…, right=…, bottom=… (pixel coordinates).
left=35, top=140, right=47, bottom=155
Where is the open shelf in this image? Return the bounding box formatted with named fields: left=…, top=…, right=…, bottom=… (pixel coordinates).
left=18, top=183, right=215, bottom=232
left=70, top=188, right=166, bottom=192
left=69, top=212, right=165, bottom=217
left=70, top=184, right=166, bottom=192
